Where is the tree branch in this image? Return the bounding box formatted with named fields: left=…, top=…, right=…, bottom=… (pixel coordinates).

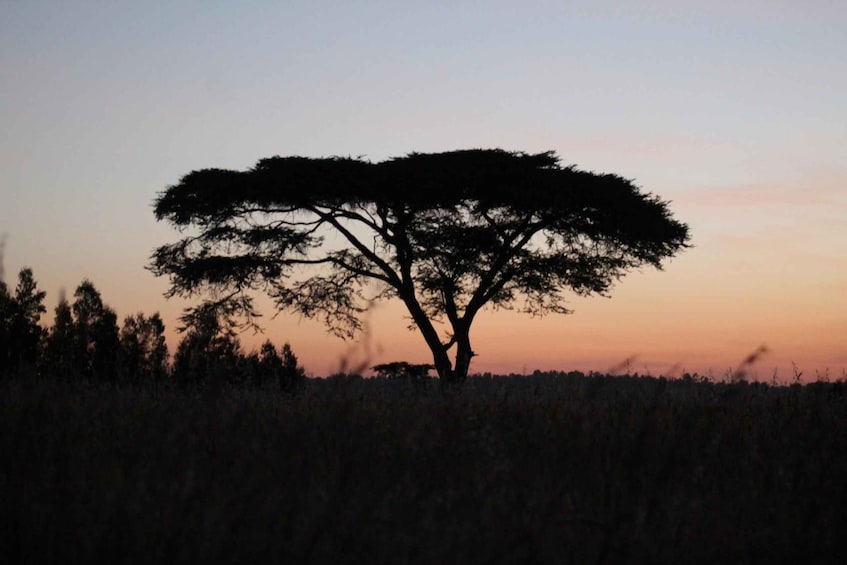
left=307, top=206, right=402, bottom=288
left=464, top=218, right=546, bottom=319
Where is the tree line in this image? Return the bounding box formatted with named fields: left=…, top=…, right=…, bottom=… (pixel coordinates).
left=0, top=267, right=304, bottom=390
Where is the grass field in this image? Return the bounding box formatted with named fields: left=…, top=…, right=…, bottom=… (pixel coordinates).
left=2, top=374, right=846, bottom=564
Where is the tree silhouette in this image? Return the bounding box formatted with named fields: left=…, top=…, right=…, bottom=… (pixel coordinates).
left=254, top=340, right=282, bottom=387
left=44, top=294, right=75, bottom=380
left=372, top=361, right=434, bottom=381
left=11, top=268, right=47, bottom=374
left=119, top=312, right=169, bottom=383
left=151, top=149, right=690, bottom=383
left=72, top=280, right=120, bottom=382
left=279, top=342, right=305, bottom=392
left=0, top=268, right=46, bottom=377
left=173, top=301, right=242, bottom=386
left=250, top=340, right=304, bottom=392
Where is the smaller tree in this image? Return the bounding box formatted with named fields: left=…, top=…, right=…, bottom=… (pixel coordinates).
left=72, top=280, right=120, bottom=382
left=279, top=342, right=305, bottom=393
left=12, top=269, right=47, bottom=372
left=120, top=312, right=169, bottom=383
left=252, top=339, right=305, bottom=391
left=0, top=268, right=47, bottom=377
left=372, top=361, right=434, bottom=381
left=43, top=294, right=75, bottom=380
left=255, top=340, right=282, bottom=387
left=173, top=301, right=242, bottom=386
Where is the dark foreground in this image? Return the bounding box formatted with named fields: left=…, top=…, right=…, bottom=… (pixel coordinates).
left=2, top=374, right=846, bottom=564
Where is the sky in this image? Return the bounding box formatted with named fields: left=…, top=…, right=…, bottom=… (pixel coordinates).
left=1, top=1, right=845, bottom=380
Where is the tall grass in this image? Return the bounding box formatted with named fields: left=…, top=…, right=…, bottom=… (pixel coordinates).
left=2, top=374, right=846, bottom=564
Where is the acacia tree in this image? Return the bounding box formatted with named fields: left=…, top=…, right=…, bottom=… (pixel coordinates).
left=151, top=149, right=689, bottom=383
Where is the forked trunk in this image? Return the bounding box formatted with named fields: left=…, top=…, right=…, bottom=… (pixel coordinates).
left=432, top=349, right=454, bottom=383
left=432, top=328, right=474, bottom=390
left=397, top=288, right=473, bottom=388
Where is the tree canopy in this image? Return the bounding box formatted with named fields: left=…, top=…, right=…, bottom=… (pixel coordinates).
left=151, top=149, right=690, bottom=383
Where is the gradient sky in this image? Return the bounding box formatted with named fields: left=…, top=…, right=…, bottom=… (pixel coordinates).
left=2, top=1, right=845, bottom=380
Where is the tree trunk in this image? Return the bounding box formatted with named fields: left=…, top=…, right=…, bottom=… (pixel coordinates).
left=432, top=326, right=474, bottom=391
left=419, top=335, right=459, bottom=388
left=397, top=287, right=456, bottom=385
left=453, top=329, right=474, bottom=383
left=430, top=344, right=454, bottom=383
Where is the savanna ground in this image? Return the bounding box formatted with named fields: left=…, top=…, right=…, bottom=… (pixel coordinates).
left=2, top=373, right=846, bottom=564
